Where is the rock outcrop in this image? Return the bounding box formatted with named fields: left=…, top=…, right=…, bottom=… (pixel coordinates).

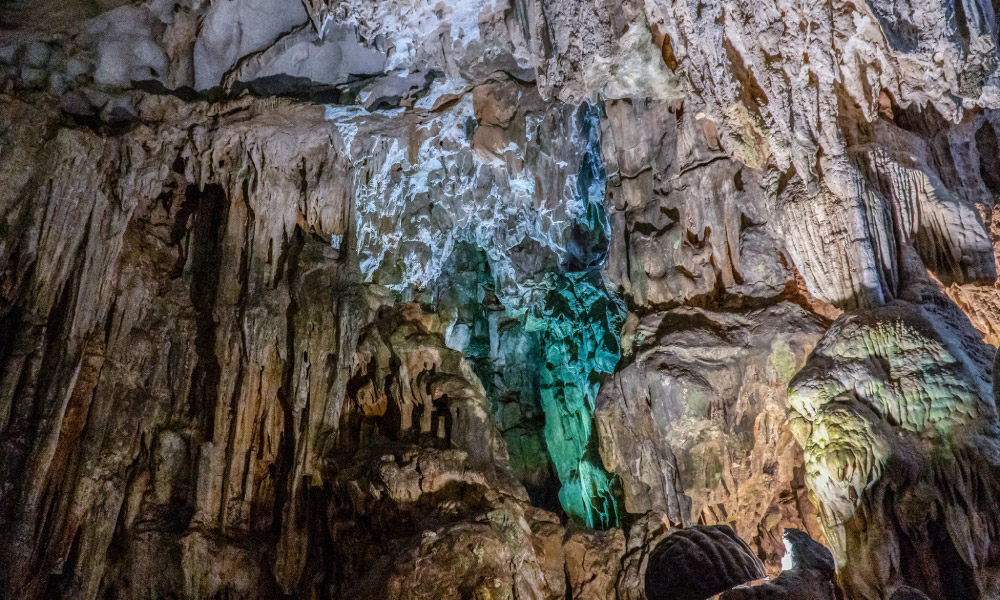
left=789, top=284, right=1000, bottom=600
left=644, top=524, right=767, bottom=600
left=719, top=528, right=838, bottom=600
left=596, top=303, right=826, bottom=568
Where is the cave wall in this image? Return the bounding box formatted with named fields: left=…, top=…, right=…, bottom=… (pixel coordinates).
left=1, top=0, right=1000, bottom=599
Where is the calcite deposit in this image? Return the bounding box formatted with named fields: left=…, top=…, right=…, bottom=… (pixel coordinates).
left=2, top=0, right=1000, bottom=598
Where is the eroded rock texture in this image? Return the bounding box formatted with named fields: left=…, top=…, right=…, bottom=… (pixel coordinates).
left=2, top=0, right=1000, bottom=598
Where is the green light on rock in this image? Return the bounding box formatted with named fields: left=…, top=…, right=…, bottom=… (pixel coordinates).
left=538, top=269, right=625, bottom=528
left=436, top=103, right=625, bottom=528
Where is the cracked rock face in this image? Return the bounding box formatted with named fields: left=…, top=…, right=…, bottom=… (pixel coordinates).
left=3, top=0, right=1000, bottom=599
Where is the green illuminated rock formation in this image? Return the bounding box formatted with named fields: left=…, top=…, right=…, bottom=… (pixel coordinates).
left=788, top=284, right=1000, bottom=600
left=539, top=269, right=625, bottom=528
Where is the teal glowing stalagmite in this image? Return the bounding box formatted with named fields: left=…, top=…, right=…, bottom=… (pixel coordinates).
left=535, top=103, right=625, bottom=528
left=537, top=269, right=625, bottom=528
left=440, top=103, right=625, bottom=528
left=437, top=242, right=559, bottom=509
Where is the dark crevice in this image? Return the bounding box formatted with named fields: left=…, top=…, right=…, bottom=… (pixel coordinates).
left=271, top=225, right=304, bottom=545
left=976, top=121, right=1000, bottom=195
left=954, top=0, right=972, bottom=54
left=185, top=184, right=227, bottom=438
left=42, top=524, right=82, bottom=598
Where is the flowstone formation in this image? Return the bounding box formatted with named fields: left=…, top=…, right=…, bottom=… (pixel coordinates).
left=4, top=0, right=1000, bottom=598
left=788, top=283, right=1000, bottom=600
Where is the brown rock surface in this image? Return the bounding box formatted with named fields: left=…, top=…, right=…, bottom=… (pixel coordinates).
left=564, top=527, right=627, bottom=600
left=597, top=303, right=826, bottom=570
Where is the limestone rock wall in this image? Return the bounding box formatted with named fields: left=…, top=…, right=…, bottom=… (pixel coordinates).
left=1, top=0, right=1000, bottom=599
